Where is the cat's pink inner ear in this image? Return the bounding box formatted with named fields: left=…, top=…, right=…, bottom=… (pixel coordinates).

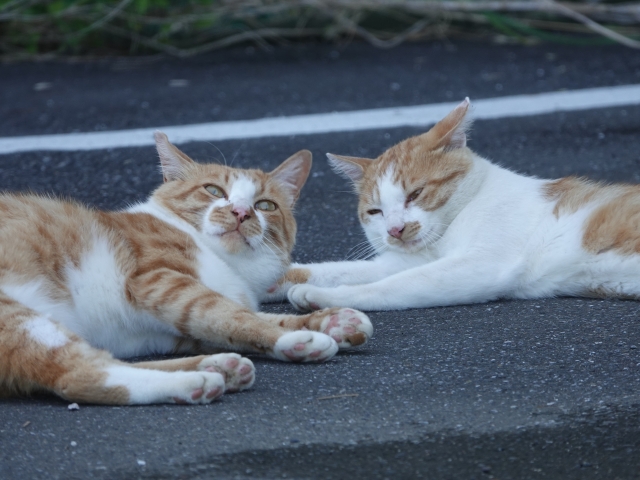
left=270, top=149, right=312, bottom=204
left=154, top=131, right=196, bottom=182
left=425, top=97, right=472, bottom=151
left=326, top=153, right=371, bottom=184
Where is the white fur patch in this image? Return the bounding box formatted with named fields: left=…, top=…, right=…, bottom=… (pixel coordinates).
left=377, top=168, right=406, bottom=229
left=24, top=316, right=68, bottom=348
left=64, top=234, right=179, bottom=358
left=2, top=280, right=74, bottom=321
left=104, top=365, right=225, bottom=405
left=228, top=175, right=257, bottom=210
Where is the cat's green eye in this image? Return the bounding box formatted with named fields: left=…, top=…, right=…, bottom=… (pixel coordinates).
left=407, top=188, right=423, bottom=203
left=255, top=200, right=277, bottom=212
left=205, top=185, right=226, bottom=198
left=367, top=209, right=382, bottom=215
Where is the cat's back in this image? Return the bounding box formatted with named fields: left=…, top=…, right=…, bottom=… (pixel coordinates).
left=510, top=176, right=640, bottom=298
left=0, top=194, right=201, bottom=356
left=0, top=194, right=98, bottom=276
left=542, top=176, right=640, bottom=255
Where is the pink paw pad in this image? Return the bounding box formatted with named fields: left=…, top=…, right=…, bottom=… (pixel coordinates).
left=206, top=386, right=223, bottom=399
left=282, top=350, right=303, bottom=362
left=191, top=388, right=204, bottom=400
left=274, top=331, right=338, bottom=363
left=225, top=358, right=239, bottom=369
left=198, top=354, right=255, bottom=393
left=322, top=309, right=373, bottom=348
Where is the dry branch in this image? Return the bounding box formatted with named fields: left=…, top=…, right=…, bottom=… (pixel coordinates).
left=1, top=0, right=640, bottom=58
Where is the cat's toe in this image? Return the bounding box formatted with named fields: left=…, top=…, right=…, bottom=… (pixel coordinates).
left=198, top=353, right=255, bottom=393
left=320, top=308, right=373, bottom=349
left=273, top=331, right=338, bottom=362
left=288, top=284, right=321, bottom=311
left=171, top=371, right=226, bottom=405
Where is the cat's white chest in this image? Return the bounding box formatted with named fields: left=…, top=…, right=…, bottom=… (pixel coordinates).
left=196, top=248, right=258, bottom=309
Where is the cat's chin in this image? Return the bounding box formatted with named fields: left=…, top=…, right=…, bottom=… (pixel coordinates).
left=388, top=237, right=426, bottom=254
left=216, top=231, right=254, bottom=254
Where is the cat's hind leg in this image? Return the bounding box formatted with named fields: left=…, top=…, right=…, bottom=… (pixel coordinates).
left=256, top=308, right=373, bottom=349
left=133, top=353, right=255, bottom=393
left=0, top=295, right=226, bottom=405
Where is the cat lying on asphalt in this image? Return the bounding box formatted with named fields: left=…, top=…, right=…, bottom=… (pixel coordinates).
left=0, top=132, right=372, bottom=405
left=269, top=98, right=640, bottom=312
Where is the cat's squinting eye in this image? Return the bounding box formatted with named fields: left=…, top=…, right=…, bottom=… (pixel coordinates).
left=205, top=185, right=226, bottom=198
left=367, top=209, right=382, bottom=215
left=406, top=188, right=423, bottom=203
left=255, top=200, right=277, bottom=212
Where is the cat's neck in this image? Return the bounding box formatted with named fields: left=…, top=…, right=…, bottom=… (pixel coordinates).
left=441, top=152, right=492, bottom=224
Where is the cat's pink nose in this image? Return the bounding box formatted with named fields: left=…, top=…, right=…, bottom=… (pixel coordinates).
left=232, top=206, right=250, bottom=223
left=388, top=226, right=404, bottom=239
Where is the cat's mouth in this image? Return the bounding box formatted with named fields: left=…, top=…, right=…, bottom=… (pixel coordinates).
left=219, top=229, right=253, bottom=250
left=387, top=235, right=425, bottom=252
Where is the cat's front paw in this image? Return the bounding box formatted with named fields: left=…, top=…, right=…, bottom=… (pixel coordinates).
left=320, top=308, right=373, bottom=349
left=197, top=353, right=255, bottom=393
left=263, top=267, right=312, bottom=303
left=288, top=284, right=324, bottom=311
left=272, top=331, right=338, bottom=362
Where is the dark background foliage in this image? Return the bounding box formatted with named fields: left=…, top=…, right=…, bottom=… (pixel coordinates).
left=1, top=0, right=639, bottom=59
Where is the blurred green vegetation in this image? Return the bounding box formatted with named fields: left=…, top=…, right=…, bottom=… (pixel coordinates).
left=0, top=0, right=638, bottom=58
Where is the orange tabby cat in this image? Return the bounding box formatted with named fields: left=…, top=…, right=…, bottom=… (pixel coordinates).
left=0, top=132, right=372, bottom=405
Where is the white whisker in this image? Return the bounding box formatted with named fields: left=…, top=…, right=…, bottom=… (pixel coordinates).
left=206, top=142, right=228, bottom=166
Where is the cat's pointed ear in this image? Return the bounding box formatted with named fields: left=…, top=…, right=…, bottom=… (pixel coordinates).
left=426, top=97, right=472, bottom=150
left=326, top=153, right=372, bottom=185
left=270, top=149, right=312, bottom=205
left=154, top=131, right=196, bottom=182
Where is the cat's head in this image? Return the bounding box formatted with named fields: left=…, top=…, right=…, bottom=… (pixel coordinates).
left=151, top=132, right=311, bottom=262
left=327, top=98, right=474, bottom=254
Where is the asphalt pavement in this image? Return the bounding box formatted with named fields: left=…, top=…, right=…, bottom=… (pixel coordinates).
left=0, top=41, right=639, bottom=479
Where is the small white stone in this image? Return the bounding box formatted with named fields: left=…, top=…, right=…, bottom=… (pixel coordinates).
left=137, top=460, right=146, bottom=466
left=70, top=441, right=77, bottom=447
left=34, top=82, right=52, bottom=91
left=68, top=403, right=80, bottom=411
left=169, top=79, right=189, bottom=87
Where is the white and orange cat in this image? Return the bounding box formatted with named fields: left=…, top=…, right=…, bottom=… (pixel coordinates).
left=270, top=98, right=640, bottom=311
left=0, top=132, right=372, bottom=405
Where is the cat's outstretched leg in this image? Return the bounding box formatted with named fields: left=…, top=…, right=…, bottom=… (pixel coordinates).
left=287, top=256, right=510, bottom=311
left=256, top=308, right=373, bottom=349
left=127, top=270, right=340, bottom=363
left=0, top=295, right=227, bottom=404
left=134, top=353, right=255, bottom=392
left=262, top=256, right=413, bottom=303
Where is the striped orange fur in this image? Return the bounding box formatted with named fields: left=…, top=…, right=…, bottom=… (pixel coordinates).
left=0, top=132, right=373, bottom=405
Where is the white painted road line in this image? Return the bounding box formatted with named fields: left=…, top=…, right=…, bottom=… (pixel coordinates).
left=1, top=84, right=640, bottom=155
